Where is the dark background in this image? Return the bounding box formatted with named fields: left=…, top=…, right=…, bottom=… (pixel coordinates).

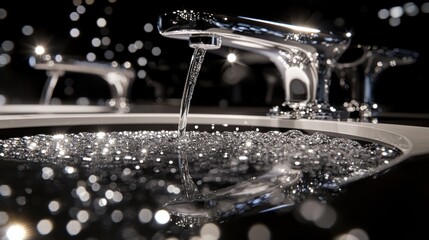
left=0, top=0, right=428, bottom=114
left=1, top=2, right=429, bottom=240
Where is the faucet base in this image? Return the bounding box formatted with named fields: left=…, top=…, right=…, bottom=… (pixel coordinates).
left=268, top=102, right=348, bottom=120
left=107, top=97, right=131, bottom=113
left=342, top=100, right=380, bottom=123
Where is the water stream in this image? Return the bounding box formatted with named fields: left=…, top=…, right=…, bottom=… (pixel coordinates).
left=176, top=47, right=207, bottom=199
left=178, top=47, right=207, bottom=137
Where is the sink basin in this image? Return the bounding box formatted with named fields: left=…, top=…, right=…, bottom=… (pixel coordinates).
left=0, top=113, right=428, bottom=239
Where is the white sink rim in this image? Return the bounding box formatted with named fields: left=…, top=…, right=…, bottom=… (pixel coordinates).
left=0, top=113, right=427, bottom=185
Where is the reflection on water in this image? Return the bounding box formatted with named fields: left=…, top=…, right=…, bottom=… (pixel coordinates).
left=0, top=127, right=400, bottom=239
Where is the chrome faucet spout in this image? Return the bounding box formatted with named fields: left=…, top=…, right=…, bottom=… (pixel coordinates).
left=158, top=10, right=351, bottom=117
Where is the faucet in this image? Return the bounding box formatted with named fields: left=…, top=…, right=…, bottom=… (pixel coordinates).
left=29, top=53, right=135, bottom=113
left=334, top=45, right=419, bottom=121
left=157, top=10, right=351, bottom=118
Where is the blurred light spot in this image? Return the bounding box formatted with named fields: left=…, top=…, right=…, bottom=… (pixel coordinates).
left=422, top=2, right=429, bottom=13
left=91, top=182, right=100, bottom=191
left=138, top=208, right=153, bottom=223
left=1, top=40, right=13, bottom=52
left=70, top=28, right=80, bottom=38
left=21, top=25, right=34, bottom=36
left=248, top=223, right=271, bottom=240
left=70, top=12, right=80, bottom=21
left=389, top=17, right=401, bottom=26
left=98, top=198, right=107, bottom=207
left=77, top=210, right=90, bottom=223
left=300, top=199, right=324, bottom=221
left=42, top=167, right=54, bottom=180
left=104, top=50, right=114, bottom=60
left=111, top=209, right=123, bottom=223
left=299, top=200, right=337, bottom=228
left=109, top=0, right=117, bottom=3
left=152, top=47, right=161, bottom=56
left=65, top=166, right=76, bottom=174
left=157, top=180, right=165, bottom=186
left=35, top=45, right=45, bottom=55
left=335, top=228, right=369, bottom=240
left=314, top=205, right=336, bottom=228
left=346, top=32, right=352, bottom=38
left=76, top=5, right=86, bottom=14
left=378, top=9, right=390, bottom=19
left=86, top=52, right=96, bottom=62
left=48, top=200, right=61, bottom=213
left=135, top=40, right=143, bottom=49
left=0, top=8, right=7, bottom=19
left=85, top=0, right=95, bottom=5
left=222, top=65, right=247, bottom=84
left=390, top=6, right=404, bottom=18
left=66, top=220, right=82, bottom=236
left=154, top=209, right=170, bottom=224
left=97, top=18, right=107, bottom=28
left=0, top=184, right=12, bottom=197
left=349, top=228, right=369, bottom=240
left=128, top=43, right=138, bottom=53
left=77, top=97, right=90, bottom=105
left=91, top=38, right=101, bottom=47
left=200, top=223, right=220, bottom=240
left=137, top=69, right=147, bottom=79
left=137, top=57, right=147, bottom=66
left=0, top=211, right=9, bottom=225
left=167, top=184, right=179, bottom=193
left=123, top=61, right=132, bottom=68
left=404, top=2, right=419, bottom=16
left=111, top=190, right=124, bottom=202
left=50, top=97, right=63, bottom=106
left=144, top=23, right=154, bottom=32
left=72, top=0, right=82, bottom=7
left=37, top=219, right=53, bottom=235
left=102, top=36, right=111, bottom=46
left=227, top=53, right=237, bottom=63
left=6, top=224, right=26, bottom=240
left=0, top=54, right=11, bottom=67
left=16, top=196, right=26, bottom=206
left=55, top=54, right=63, bottom=62
left=115, top=43, right=125, bottom=52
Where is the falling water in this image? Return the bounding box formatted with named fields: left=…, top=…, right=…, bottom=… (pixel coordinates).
left=176, top=47, right=208, bottom=199
left=178, top=47, right=207, bottom=137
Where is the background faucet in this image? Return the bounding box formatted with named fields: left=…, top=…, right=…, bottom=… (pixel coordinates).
left=334, top=45, right=419, bottom=121
left=29, top=53, right=135, bottom=113
left=157, top=10, right=351, bottom=119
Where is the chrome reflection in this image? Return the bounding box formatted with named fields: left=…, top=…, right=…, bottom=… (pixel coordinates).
left=158, top=9, right=351, bottom=119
